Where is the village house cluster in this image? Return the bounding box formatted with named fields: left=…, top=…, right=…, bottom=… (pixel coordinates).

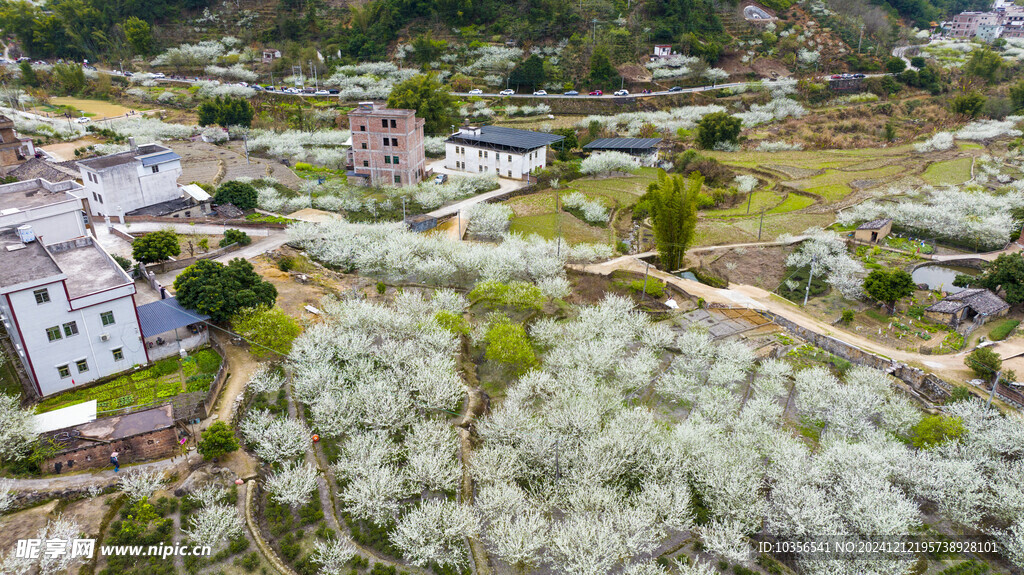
left=945, top=0, right=1024, bottom=41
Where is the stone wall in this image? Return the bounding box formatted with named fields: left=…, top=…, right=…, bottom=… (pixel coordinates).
left=761, top=311, right=952, bottom=403
left=44, top=426, right=179, bottom=475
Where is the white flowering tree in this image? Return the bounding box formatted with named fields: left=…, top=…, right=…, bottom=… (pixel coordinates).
left=467, top=203, right=513, bottom=240
left=392, top=500, right=479, bottom=568
left=0, top=478, right=14, bottom=514
left=265, top=461, right=319, bottom=508
left=183, top=487, right=243, bottom=549
left=784, top=228, right=865, bottom=299
left=561, top=191, right=609, bottom=224
left=118, top=469, right=165, bottom=501
left=580, top=151, right=640, bottom=176
left=312, top=538, right=358, bottom=575
left=239, top=410, right=309, bottom=464
left=0, top=393, right=36, bottom=462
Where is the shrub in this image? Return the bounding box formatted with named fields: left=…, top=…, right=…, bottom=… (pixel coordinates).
left=484, top=316, right=537, bottom=374
left=948, top=386, right=974, bottom=404
left=988, top=319, right=1019, bottom=341
left=469, top=280, right=546, bottom=310
left=152, top=358, right=179, bottom=376
left=113, top=254, right=133, bottom=271
left=214, top=181, right=258, bottom=210
left=220, top=229, right=252, bottom=248
left=911, top=414, right=965, bottom=449
left=841, top=309, right=854, bottom=324
left=198, top=421, right=240, bottom=460
left=235, top=552, right=260, bottom=572
left=434, top=310, right=470, bottom=335
left=627, top=278, right=666, bottom=298
left=376, top=281, right=386, bottom=294
left=965, top=347, right=1001, bottom=379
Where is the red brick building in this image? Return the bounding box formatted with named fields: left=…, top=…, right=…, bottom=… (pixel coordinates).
left=347, top=102, right=426, bottom=187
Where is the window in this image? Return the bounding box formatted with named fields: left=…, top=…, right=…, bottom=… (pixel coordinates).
left=361, top=143, right=367, bottom=149
left=92, top=192, right=98, bottom=202
left=152, top=164, right=159, bottom=173
left=101, top=311, right=115, bottom=326
left=384, top=156, right=391, bottom=164
left=75, top=359, right=89, bottom=373
left=46, top=326, right=62, bottom=342
left=96, top=194, right=103, bottom=204
left=362, top=160, right=369, bottom=167
left=63, top=321, right=79, bottom=337
left=390, top=119, right=397, bottom=128
left=383, top=137, right=390, bottom=147
left=382, top=119, right=388, bottom=128
left=508, top=155, right=512, bottom=161
left=391, top=138, right=398, bottom=146
left=508, top=170, right=512, bottom=177
left=478, top=150, right=482, bottom=158
left=34, top=288, right=50, bottom=304
left=484, top=151, right=488, bottom=158
left=394, top=175, right=401, bottom=184
left=392, top=156, right=399, bottom=165
left=359, top=124, right=366, bottom=132
left=57, top=365, right=71, bottom=378
left=112, top=348, right=124, bottom=361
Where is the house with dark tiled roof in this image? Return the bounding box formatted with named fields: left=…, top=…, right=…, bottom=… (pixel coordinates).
left=854, top=218, right=892, bottom=243
left=9, top=158, right=81, bottom=183
left=924, top=288, right=1009, bottom=329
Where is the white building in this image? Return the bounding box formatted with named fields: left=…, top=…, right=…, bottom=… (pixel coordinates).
left=444, top=126, right=563, bottom=181
left=0, top=179, right=148, bottom=397
left=74, top=139, right=184, bottom=219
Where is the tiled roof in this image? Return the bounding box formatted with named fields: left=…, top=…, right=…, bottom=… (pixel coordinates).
left=926, top=288, right=1009, bottom=315
left=857, top=218, right=892, bottom=230
left=583, top=137, right=662, bottom=150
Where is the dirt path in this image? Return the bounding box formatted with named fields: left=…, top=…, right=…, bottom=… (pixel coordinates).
left=579, top=256, right=984, bottom=384
left=6, top=456, right=189, bottom=493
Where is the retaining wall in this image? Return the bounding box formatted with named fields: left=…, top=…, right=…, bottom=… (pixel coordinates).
left=762, top=311, right=952, bottom=403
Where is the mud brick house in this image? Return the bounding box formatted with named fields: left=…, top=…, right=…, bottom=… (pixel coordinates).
left=44, top=404, right=181, bottom=474
left=347, top=102, right=426, bottom=187
left=925, top=288, right=1009, bottom=329
left=854, top=218, right=892, bottom=243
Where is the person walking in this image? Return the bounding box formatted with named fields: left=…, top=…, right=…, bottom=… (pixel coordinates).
left=110, top=451, right=119, bottom=473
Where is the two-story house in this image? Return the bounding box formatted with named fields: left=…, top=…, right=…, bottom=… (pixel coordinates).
left=0, top=179, right=148, bottom=397
left=74, top=139, right=184, bottom=219
left=444, top=125, right=563, bottom=180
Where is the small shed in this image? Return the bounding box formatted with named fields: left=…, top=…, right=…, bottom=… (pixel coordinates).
left=136, top=297, right=211, bottom=360
left=262, top=48, right=282, bottom=63
left=924, top=288, right=1009, bottom=328
left=854, top=218, right=892, bottom=243
left=584, top=137, right=663, bottom=157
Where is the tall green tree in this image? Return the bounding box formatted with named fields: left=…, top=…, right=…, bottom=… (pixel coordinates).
left=587, top=48, right=620, bottom=91
left=123, top=16, right=153, bottom=56
left=954, top=253, right=1024, bottom=304
left=174, top=258, right=278, bottom=322
left=386, top=74, right=457, bottom=135
left=863, top=268, right=915, bottom=314
left=231, top=305, right=302, bottom=359
left=131, top=229, right=180, bottom=263
left=509, top=54, right=546, bottom=90
left=1010, top=80, right=1024, bottom=112
left=51, top=63, right=86, bottom=95
left=644, top=170, right=701, bottom=271
left=197, top=96, right=254, bottom=128
left=197, top=422, right=239, bottom=460
left=950, top=92, right=986, bottom=118
left=696, top=111, right=742, bottom=150
left=963, top=47, right=1003, bottom=83
left=18, top=61, right=36, bottom=87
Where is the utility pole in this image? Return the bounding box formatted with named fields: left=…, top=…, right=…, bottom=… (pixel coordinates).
left=802, top=255, right=817, bottom=307
left=402, top=197, right=407, bottom=221
left=988, top=370, right=1001, bottom=408
left=243, top=134, right=249, bottom=164
left=758, top=209, right=764, bottom=241
left=746, top=188, right=753, bottom=214
left=556, top=190, right=562, bottom=257
left=640, top=260, right=651, bottom=301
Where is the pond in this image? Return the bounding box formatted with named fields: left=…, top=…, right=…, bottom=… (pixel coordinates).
left=911, top=264, right=978, bottom=293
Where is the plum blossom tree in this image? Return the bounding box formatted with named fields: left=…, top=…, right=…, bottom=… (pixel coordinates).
left=392, top=500, right=479, bottom=568
left=311, top=538, right=358, bottom=575
left=0, top=393, right=36, bottom=462
left=118, top=469, right=165, bottom=501
left=0, top=478, right=14, bottom=514
left=265, top=461, right=319, bottom=508
left=239, top=410, right=309, bottom=464
left=580, top=151, right=640, bottom=176
left=784, top=228, right=865, bottom=299
left=183, top=487, right=243, bottom=549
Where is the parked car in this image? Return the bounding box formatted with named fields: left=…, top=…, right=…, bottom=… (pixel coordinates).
left=499, top=89, right=515, bottom=96
left=668, top=86, right=683, bottom=92
left=123, top=71, right=133, bottom=77
left=16, top=57, right=29, bottom=63
left=328, top=89, right=339, bottom=95
left=853, top=73, right=866, bottom=78
left=641, top=89, right=651, bottom=94
left=33, top=60, right=46, bottom=66
left=563, top=90, right=579, bottom=96
left=74, top=117, right=90, bottom=124
left=315, top=90, right=329, bottom=95
left=434, top=173, right=448, bottom=185
left=613, top=89, right=629, bottom=96
left=237, top=81, right=248, bottom=87
left=468, top=88, right=483, bottom=95
left=588, top=90, right=603, bottom=96
left=153, top=72, right=166, bottom=78
left=253, top=85, right=264, bottom=91
left=830, top=74, right=842, bottom=79
left=533, top=90, right=547, bottom=95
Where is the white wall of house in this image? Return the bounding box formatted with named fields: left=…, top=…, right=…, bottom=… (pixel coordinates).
left=1, top=280, right=146, bottom=396
left=0, top=198, right=87, bottom=243
left=80, top=158, right=183, bottom=217
left=444, top=143, right=548, bottom=180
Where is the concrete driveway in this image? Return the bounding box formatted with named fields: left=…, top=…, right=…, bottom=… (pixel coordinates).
left=426, top=158, right=531, bottom=219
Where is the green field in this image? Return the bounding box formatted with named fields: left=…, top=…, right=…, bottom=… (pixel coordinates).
left=769, top=193, right=816, bottom=213
left=36, top=348, right=222, bottom=414
left=922, top=157, right=974, bottom=186
left=705, top=191, right=784, bottom=217
left=509, top=212, right=609, bottom=244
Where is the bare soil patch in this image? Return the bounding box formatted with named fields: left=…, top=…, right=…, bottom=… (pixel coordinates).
left=693, top=245, right=790, bottom=291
